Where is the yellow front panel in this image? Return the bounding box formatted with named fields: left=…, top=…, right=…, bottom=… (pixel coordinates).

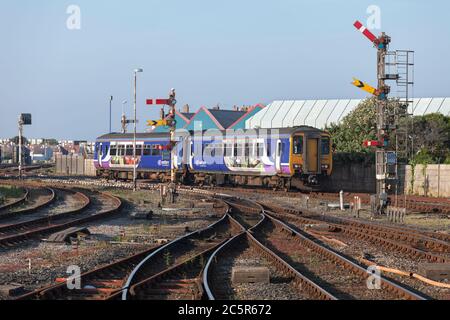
left=307, top=138, right=318, bottom=172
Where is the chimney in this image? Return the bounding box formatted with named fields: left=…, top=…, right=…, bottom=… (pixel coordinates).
left=182, top=104, right=190, bottom=113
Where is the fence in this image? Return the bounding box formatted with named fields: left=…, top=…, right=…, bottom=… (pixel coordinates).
left=55, top=154, right=96, bottom=177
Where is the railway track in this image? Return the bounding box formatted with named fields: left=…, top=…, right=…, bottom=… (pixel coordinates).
left=0, top=186, right=29, bottom=212
left=2, top=184, right=442, bottom=300
left=17, top=244, right=163, bottom=300
left=121, top=203, right=242, bottom=300
left=204, top=198, right=426, bottom=300
left=253, top=212, right=426, bottom=300
left=0, top=188, right=121, bottom=250
left=261, top=202, right=450, bottom=263
left=0, top=186, right=56, bottom=221
left=17, top=199, right=232, bottom=300
left=190, top=185, right=450, bottom=214
left=5, top=174, right=450, bottom=214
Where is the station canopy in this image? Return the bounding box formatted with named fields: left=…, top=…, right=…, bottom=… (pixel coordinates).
left=245, top=97, right=450, bottom=130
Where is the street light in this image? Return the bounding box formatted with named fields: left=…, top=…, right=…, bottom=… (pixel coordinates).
left=122, top=100, right=127, bottom=115
left=133, top=68, right=143, bottom=191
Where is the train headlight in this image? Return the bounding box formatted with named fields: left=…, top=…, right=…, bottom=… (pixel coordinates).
left=321, top=164, right=329, bottom=170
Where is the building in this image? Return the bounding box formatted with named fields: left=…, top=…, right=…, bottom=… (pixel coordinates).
left=182, top=105, right=264, bottom=131
left=29, top=145, right=54, bottom=162
left=246, top=97, right=450, bottom=130
left=150, top=104, right=264, bottom=132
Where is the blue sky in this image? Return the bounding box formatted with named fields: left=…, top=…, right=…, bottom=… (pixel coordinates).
left=0, top=0, right=449, bottom=140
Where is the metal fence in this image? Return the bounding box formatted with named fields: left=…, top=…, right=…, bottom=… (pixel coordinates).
left=55, top=154, right=96, bottom=176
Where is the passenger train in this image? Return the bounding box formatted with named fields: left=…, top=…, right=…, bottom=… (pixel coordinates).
left=94, top=127, right=332, bottom=190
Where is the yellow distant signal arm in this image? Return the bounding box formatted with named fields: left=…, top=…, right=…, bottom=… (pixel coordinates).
left=147, top=119, right=171, bottom=127
left=351, top=78, right=379, bottom=96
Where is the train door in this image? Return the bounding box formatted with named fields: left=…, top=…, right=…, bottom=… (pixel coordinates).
left=275, top=139, right=282, bottom=172
left=306, top=138, right=319, bottom=172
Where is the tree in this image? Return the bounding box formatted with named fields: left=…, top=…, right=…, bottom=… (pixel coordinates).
left=327, top=98, right=450, bottom=164
left=327, top=97, right=397, bottom=153
left=405, top=113, right=450, bottom=163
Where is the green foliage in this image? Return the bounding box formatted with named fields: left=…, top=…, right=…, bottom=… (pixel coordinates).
left=405, top=113, right=450, bottom=163
left=327, top=98, right=378, bottom=154
left=410, top=149, right=434, bottom=166
left=444, top=155, right=450, bottom=164
left=327, top=97, right=450, bottom=164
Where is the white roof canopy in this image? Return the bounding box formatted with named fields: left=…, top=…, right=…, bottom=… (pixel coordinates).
left=246, top=98, right=450, bottom=129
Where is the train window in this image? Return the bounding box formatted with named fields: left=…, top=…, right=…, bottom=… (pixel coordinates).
left=234, top=143, right=238, bottom=157
left=245, top=143, right=250, bottom=157
left=117, top=145, right=125, bottom=156
left=136, top=145, right=142, bottom=156
left=110, top=146, right=117, bottom=156
left=293, top=136, right=303, bottom=155
left=143, top=145, right=151, bottom=156
left=321, top=137, right=330, bottom=155
left=225, top=142, right=232, bottom=157
left=151, top=145, right=161, bottom=156
left=257, top=143, right=264, bottom=157
left=125, top=145, right=133, bottom=156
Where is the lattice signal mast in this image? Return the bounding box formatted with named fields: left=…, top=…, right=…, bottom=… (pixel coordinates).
left=353, top=20, right=414, bottom=212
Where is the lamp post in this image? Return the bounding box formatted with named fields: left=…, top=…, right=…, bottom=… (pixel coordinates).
left=109, top=95, right=113, bottom=133
left=133, top=68, right=143, bottom=191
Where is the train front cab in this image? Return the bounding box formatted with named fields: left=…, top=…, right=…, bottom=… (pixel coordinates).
left=290, top=131, right=332, bottom=186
